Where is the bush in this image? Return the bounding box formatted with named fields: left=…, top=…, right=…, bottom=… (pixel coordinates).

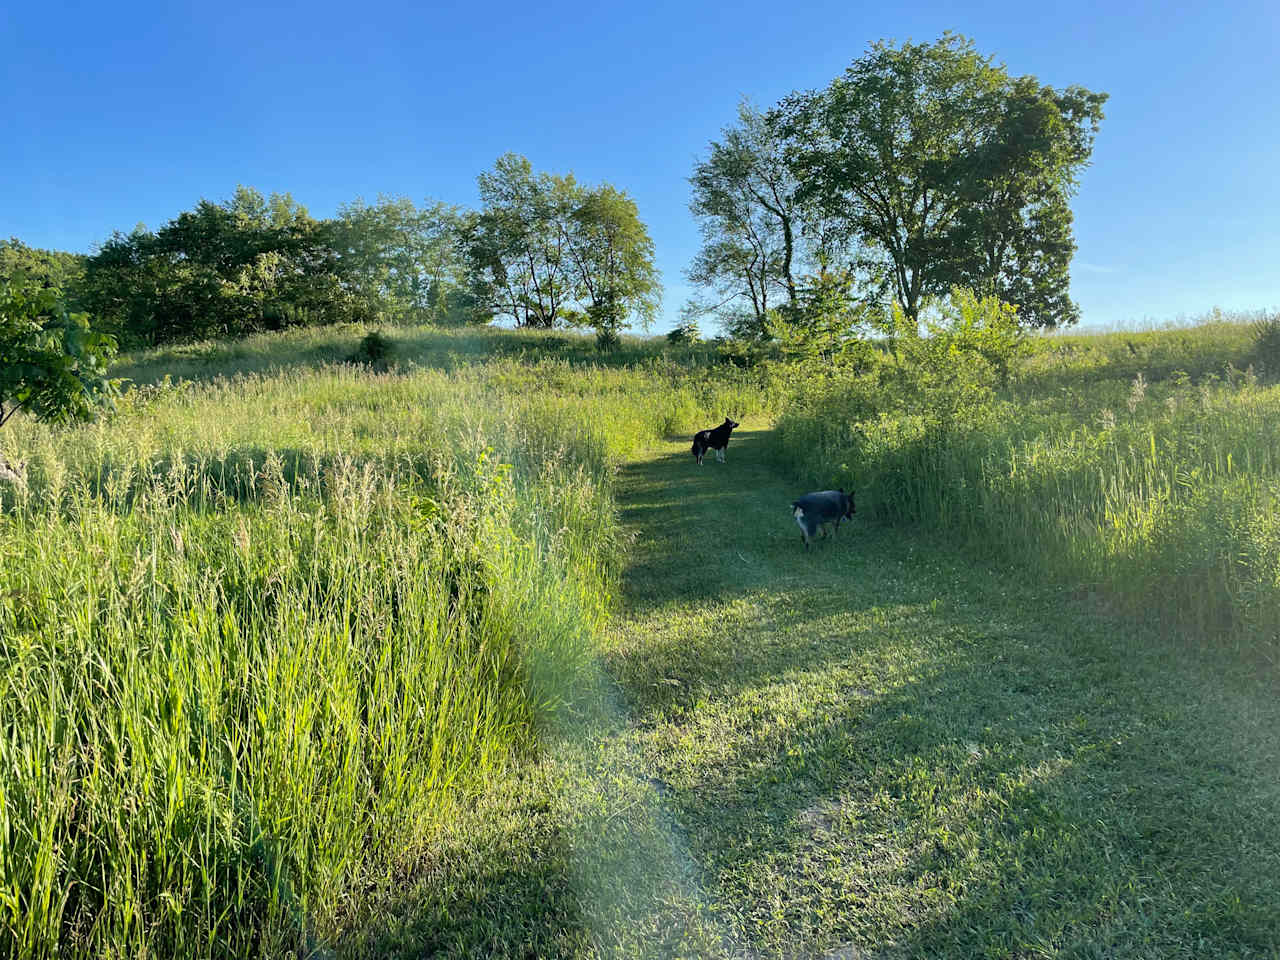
left=667, top=318, right=701, bottom=344
left=349, top=330, right=393, bottom=367
left=1250, top=313, right=1280, bottom=380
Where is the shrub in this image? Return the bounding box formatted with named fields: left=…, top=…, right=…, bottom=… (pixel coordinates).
left=667, top=318, right=701, bottom=344
left=349, top=330, right=393, bottom=367
left=1250, top=312, right=1280, bottom=380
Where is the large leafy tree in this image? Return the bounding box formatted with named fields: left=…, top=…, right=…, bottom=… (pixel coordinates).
left=464, top=154, right=574, bottom=329
left=564, top=184, right=660, bottom=341
left=687, top=103, right=807, bottom=339
left=778, top=34, right=1105, bottom=327
left=1, top=271, right=119, bottom=480
left=80, top=187, right=356, bottom=345
left=332, top=197, right=470, bottom=324
left=465, top=155, right=660, bottom=339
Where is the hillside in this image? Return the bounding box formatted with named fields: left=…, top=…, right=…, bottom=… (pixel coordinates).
left=2, top=320, right=1278, bottom=958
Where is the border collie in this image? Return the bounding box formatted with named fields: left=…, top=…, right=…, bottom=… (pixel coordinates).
left=791, top=489, right=856, bottom=549
left=691, top=417, right=740, bottom=465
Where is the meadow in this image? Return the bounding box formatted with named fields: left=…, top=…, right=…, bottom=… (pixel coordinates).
left=773, top=311, right=1280, bottom=653
left=0, top=326, right=772, bottom=957
left=2, top=318, right=1278, bottom=957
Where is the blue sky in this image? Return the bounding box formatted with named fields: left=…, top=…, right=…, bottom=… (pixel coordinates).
left=2, top=1, right=1277, bottom=331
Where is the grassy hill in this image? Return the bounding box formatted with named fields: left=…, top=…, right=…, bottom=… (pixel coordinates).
left=2, top=319, right=1278, bottom=957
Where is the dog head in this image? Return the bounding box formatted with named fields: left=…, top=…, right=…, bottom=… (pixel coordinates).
left=840, top=488, right=856, bottom=519
left=723, top=417, right=740, bottom=430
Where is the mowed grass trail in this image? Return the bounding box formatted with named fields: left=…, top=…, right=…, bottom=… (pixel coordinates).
left=346, top=425, right=1280, bottom=959
left=601, top=427, right=1280, bottom=958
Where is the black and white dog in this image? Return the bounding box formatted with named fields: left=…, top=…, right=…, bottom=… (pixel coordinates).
left=791, top=489, right=856, bottom=549
left=691, top=417, right=740, bottom=465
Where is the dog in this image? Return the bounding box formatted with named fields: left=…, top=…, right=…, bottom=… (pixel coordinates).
left=791, top=489, right=856, bottom=549
left=691, top=417, right=740, bottom=465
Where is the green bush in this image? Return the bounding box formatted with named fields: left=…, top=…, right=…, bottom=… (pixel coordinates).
left=1250, top=312, right=1280, bottom=380
left=349, top=329, right=393, bottom=366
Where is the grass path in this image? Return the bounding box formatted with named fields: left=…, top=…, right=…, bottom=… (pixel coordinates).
left=346, top=426, right=1280, bottom=958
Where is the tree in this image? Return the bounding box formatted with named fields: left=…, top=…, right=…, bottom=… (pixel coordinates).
left=564, top=185, right=660, bottom=344
left=464, top=155, right=574, bottom=329
left=779, top=34, right=1105, bottom=328
left=1, top=239, right=86, bottom=305
left=1, top=271, right=119, bottom=479
left=687, top=103, right=807, bottom=339
left=464, top=155, right=661, bottom=341
left=332, top=197, right=469, bottom=324
left=80, top=187, right=359, bottom=344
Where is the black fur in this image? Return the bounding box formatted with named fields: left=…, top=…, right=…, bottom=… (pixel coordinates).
left=791, top=489, right=856, bottom=549
left=691, top=417, right=740, bottom=465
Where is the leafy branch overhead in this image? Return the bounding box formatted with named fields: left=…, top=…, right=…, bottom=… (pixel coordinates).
left=1, top=271, right=120, bottom=433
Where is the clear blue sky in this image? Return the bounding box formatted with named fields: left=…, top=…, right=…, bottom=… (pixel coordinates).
left=2, top=1, right=1277, bottom=330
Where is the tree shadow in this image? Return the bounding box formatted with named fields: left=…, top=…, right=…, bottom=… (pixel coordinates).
left=636, top=604, right=1280, bottom=957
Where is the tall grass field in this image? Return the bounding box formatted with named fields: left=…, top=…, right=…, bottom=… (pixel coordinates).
left=773, top=311, right=1280, bottom=654
left=0, top=327, right=772, bottom=957
left=2, top=318, right=1278, bottom=957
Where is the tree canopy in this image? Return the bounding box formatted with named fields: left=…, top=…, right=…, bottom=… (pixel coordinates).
left=689, top=35, right=1106, bottom=335
left=779, top=33, right=1105, bottom=328
left=464, top=154, right=660, bottom=339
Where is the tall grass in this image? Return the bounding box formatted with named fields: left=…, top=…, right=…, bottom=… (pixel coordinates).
left=0, top=343, right=774, bottom=957
left=774, top=321, right=1280, bottom=655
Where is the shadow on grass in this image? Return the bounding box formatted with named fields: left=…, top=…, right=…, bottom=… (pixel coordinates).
left=617, top=430, right=874, bottom=605
left=333, top=786, right=588, bottom=959
left=639, top=587, right=1280, bottom=957
left=333, top=424, right=1280, bottom=958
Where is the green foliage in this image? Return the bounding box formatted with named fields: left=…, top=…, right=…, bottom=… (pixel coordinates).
left=764, top=259, right=875, bottom=369
left=332, top=197, right=469, bottom=325
left=667, top=315, right=701, bottom=344
left=595, top=324, right=622, bottom=350
left=1249, top=312, right=1280, bottom=379
left=79, top=186, right=363, bottom=345
left=465, top=154, right=661, bottom=339
left=569, top=185, right=661, bottom=340
left=349, top=330, right=393, bottom=367
left=0, top=270, right=119, bottom=432
left=687, top=101, right=807, bottom=337
left=0, top=238, right=86, bottom=305
left=774, top=33, right=1105, bottom=328
left=888, top=287, right=1028, bottom=424
left=773, top=311, right=1280, bottom=654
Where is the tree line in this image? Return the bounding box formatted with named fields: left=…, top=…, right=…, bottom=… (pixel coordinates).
left=3, top=31, right=1108, bottom=457
left=2, top=158, right=661, bottom=350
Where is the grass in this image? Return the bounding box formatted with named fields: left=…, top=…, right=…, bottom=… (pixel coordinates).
left=4, top=318, right=1280, bottom=956
left=343, top=426, right=1280, bottom=958
left=773, top=316, right=1280, bottom=655
left=109, top=323, right=727, bottom=388
left=0, top=338, right=772, bottom=957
